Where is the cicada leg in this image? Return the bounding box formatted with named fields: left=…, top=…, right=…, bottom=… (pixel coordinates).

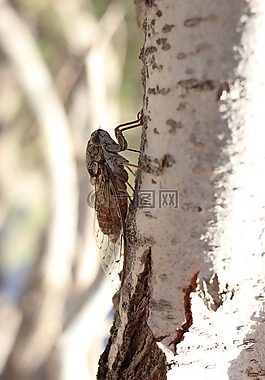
left=114, top=110, right=143, bottom=152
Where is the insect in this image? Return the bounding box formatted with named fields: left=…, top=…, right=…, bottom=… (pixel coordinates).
left=86, top=111, right=143, bottom=290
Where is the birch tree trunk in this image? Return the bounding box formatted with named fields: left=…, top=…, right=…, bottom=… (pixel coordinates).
left=97, top=1, right=265, bottom=379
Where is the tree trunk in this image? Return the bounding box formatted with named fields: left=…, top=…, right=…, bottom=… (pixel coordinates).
left=97, top=1, right=265, bottom=378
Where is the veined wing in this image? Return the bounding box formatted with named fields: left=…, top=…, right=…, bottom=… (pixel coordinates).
left=94, top=215, right=124, bottom=291
left=93, top=162, right=128, bottom=290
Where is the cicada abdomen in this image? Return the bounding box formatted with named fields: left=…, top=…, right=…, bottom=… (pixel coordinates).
left=93, top=198, right=125, bottom=291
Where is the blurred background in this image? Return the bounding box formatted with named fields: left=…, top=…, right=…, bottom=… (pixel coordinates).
left=0, top=0, right=143, bottom=379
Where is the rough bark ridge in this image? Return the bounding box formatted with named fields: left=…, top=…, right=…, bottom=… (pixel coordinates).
left=97, top=249, right=166, bottom=379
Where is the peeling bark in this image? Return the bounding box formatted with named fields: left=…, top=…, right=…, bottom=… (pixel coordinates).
left=169, top=271, right=199, bottom=355
left=97, top=249, right=167, bottom=379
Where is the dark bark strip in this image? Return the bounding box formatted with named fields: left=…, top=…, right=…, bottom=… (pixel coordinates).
left=97, top=249, right=167, bottom=380
left=169, top=271, right=199, bottom=355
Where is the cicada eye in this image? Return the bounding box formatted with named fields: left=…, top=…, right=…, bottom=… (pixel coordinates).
left=87, top=161, right=99, bottom=179
left=90, top=131, right=100, bottom=145
left=90, top=161, right=98, bottom=175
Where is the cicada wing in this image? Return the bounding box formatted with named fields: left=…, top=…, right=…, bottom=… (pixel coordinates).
left=93, top=214, right=124, bottom=291
left=91, top=160, right=128, bottom=291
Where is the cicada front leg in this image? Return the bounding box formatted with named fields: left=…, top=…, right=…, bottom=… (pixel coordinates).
left=114, top=110, right=143, bottom=153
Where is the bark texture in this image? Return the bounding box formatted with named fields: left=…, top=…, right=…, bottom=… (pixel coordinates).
left=97, top=249, right=167, bottom=379
left=98, top=0, right=265, bottom=378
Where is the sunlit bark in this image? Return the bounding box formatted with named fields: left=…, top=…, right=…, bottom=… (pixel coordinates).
left=98, top=1, right=265, bottom=379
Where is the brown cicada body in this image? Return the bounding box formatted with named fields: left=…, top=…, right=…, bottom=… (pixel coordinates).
left=86, top=112, right=142, bottom=289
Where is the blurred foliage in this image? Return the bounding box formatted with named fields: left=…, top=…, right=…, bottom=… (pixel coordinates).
left=0, top=0, right=143, bottom=287
left=0, top=1, right=143, bottom=378
left=91, top=0, right=143, bottom=115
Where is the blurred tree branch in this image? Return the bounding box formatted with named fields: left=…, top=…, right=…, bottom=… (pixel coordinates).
left=0, top=0, right=78, bottom=378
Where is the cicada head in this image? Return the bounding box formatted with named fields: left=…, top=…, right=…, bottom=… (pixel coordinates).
left=90, top=129, right=116, bottom=146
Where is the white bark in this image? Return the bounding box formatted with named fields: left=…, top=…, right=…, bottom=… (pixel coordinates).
left=98, top=0, right=265, bottom=379
left=139, top=0, right=265, bottom=378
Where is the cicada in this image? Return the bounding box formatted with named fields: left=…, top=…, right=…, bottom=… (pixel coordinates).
left=86, top=111, right=142, bottom=290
